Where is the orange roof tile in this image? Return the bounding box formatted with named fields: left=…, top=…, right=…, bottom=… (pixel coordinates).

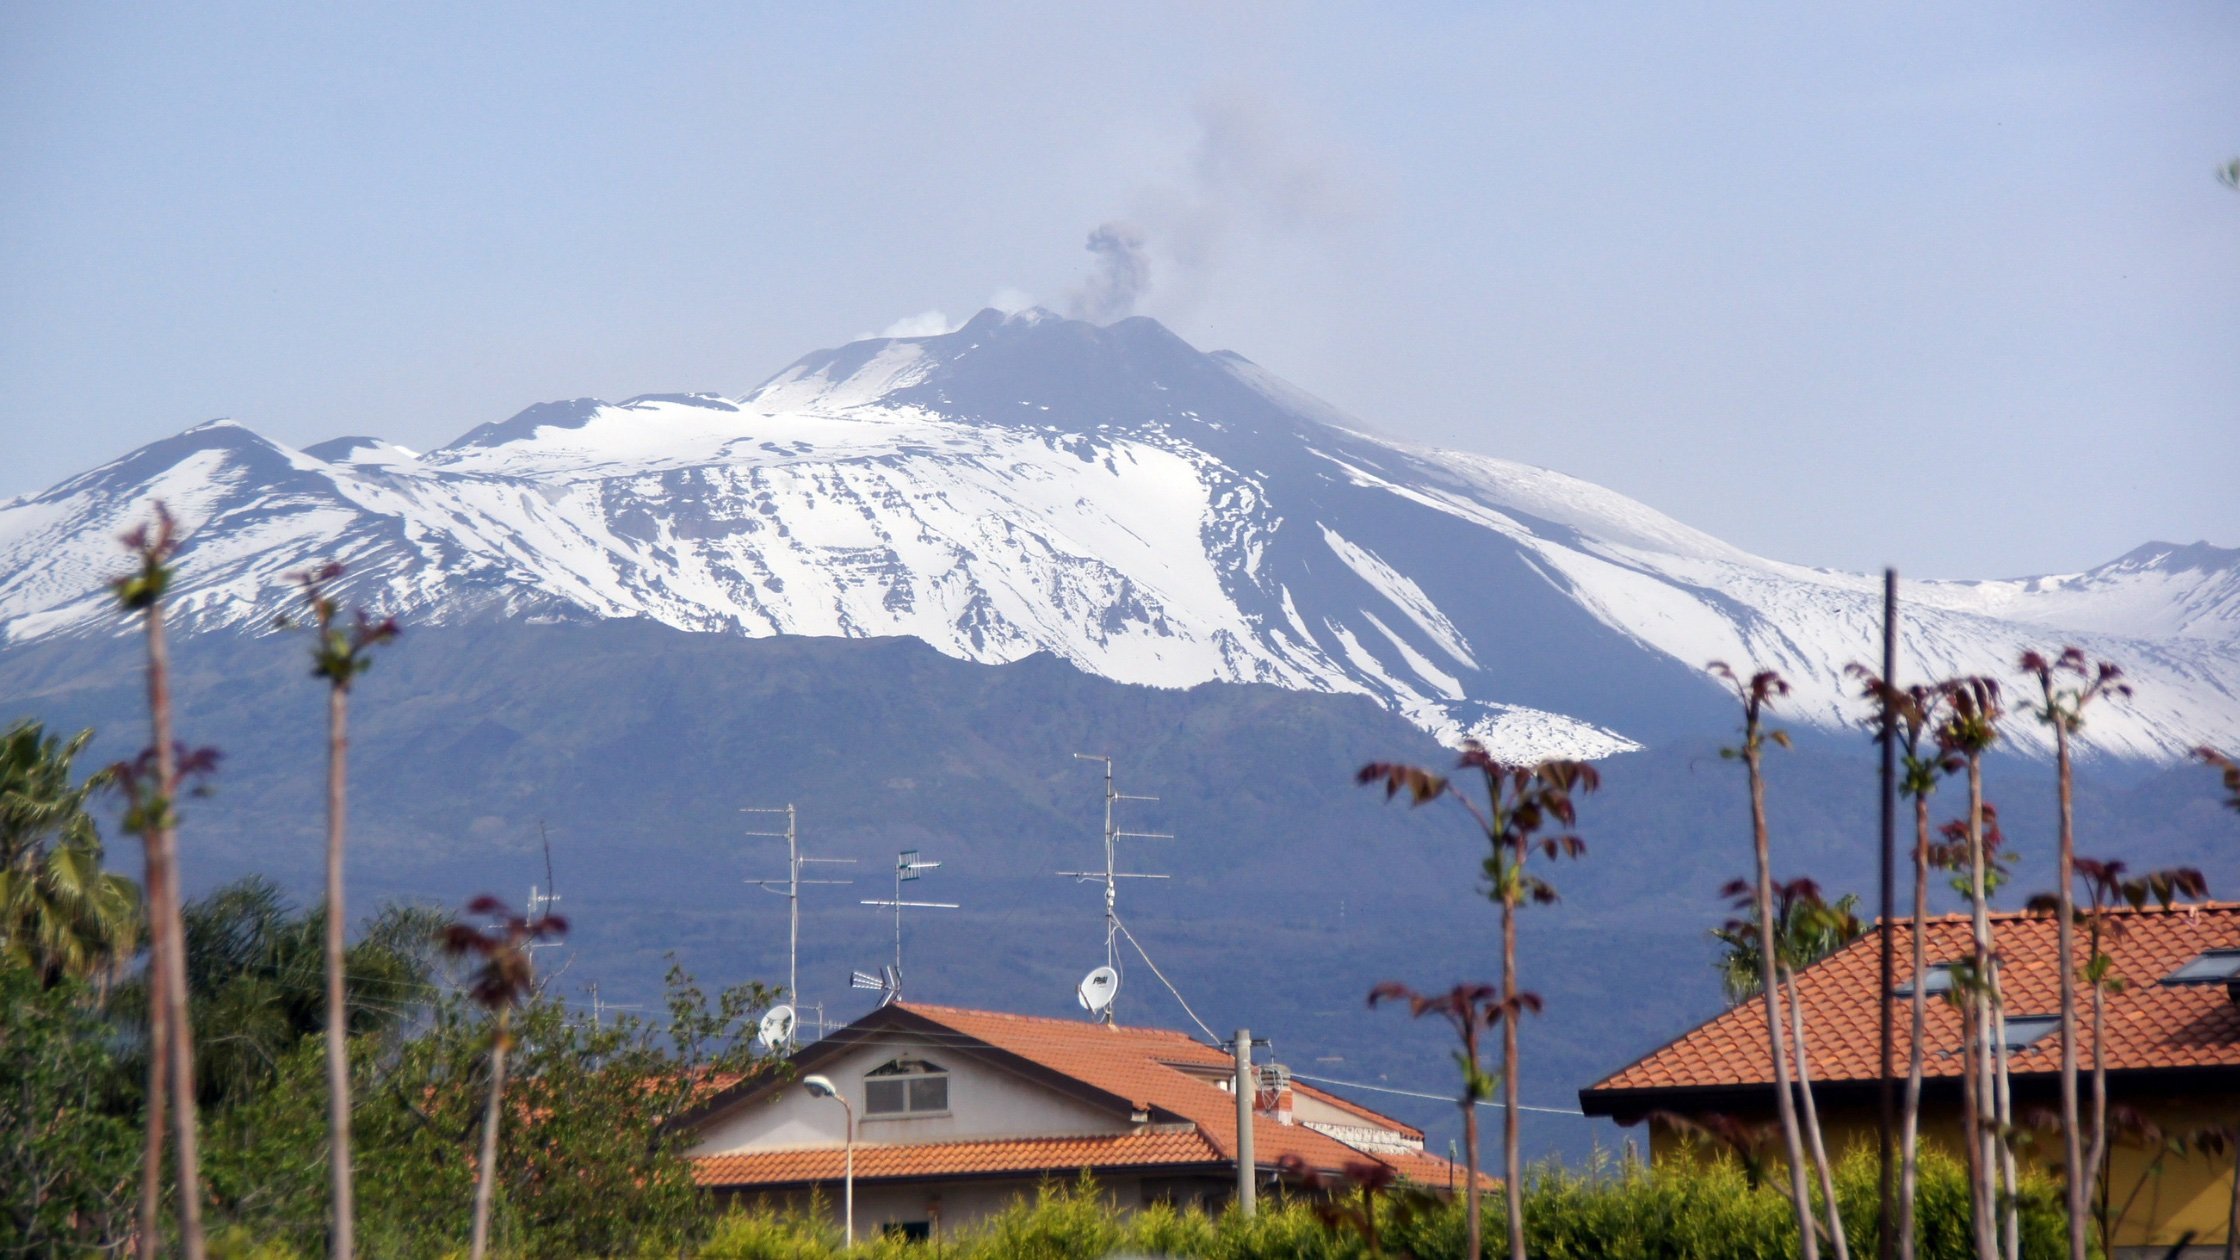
left=1582, top=902, right=2240, bottom=1110
left=891, top=1004, right=1443, bottom=1180
left=693, top=1131, right=1219, bottom=1187
left=686, top=1002, right=1479, bottom=1190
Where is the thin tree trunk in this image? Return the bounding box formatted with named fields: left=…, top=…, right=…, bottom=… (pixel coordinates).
left=1462, top=1020, right=1482, bottom=1260
left=1502, top=899, right=1525, bottom=1260
left=1748, top=738, right=1822, bottom=1260
left=142, top=601, right=206, bottom=1260
left=324, top=684, right=354, bottom=1260
left=1784, top=967, right=1850, bottom=1260
left=1960, top=1005, right=1995, bottom=1260
left=136, top=947, right=167, bottom=1260
left=1898, top=793, right=1930, bottom=1260
left=470, top=1007, right=509, bottom=1260
left=2222, top=1128, right=2237, bottom=1260
left=1992, top=999, right=2019, bottom=1260
left=2086, top=975, right=2110, bottom=1253
left=2052, top=722, right=2085, bottom=1260
left=1965, top=755, right=1998, bottom=1260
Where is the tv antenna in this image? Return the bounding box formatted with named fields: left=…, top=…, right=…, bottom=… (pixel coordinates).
left=1057, top=754, right=1171, bottom=1024
left=744, top=804, right=854, bottom=1049
left=859, top=850, right=957, bottom=1004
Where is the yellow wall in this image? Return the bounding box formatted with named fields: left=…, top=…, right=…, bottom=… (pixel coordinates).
left=1647, top=1097, right=2237, bottom=1251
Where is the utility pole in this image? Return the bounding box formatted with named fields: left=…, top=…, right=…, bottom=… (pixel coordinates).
left=1231, top=1028, right=1262, bottom=1216
left=859, top=851, right=957, bottom=1003
left=745, top=804, right=854, bottom=1048
left=1877, top=569, right=1899, bottom=1260
left=525, top=884, right=561, bottom=954
left=1058, top=754, right=1172, bottom=1024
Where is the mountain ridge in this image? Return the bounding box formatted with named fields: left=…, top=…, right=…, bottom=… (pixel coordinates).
left=3, top=308, right=2234, bottom=761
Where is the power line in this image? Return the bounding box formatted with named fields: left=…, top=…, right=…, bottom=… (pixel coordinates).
left=1110, top=911, right=1218, bottom=1043
left=1287, top=1071, right=1588, bottom=1117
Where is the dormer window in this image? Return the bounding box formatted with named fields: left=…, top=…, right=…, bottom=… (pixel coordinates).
left=865, top=1058, right=949, bottom=1116
left=2161, top=950, right=2240, bottom=986
left=1894, top=963, right=1957, bottom=998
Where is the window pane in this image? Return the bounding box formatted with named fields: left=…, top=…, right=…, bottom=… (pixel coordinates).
left=908, top=1076, right=948, bottom=1112
left=865, top=1079, right=906, bottom=1114
left=2002, top=1016, right=2058, bottom=1049
left=1895, top=964, right=1955, bottom=998
left=2163, top=951, right=2240, bottom=984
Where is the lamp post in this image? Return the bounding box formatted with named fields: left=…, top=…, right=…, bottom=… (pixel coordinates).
left=801, top=1074, right=853, bottom=1246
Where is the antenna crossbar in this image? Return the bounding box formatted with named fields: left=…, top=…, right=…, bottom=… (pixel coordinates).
left=862, top=851, right=959, bottom=1003
left=742, top=804, right=855, bottom=1049
left=1054, top=754, right=1177, bottom=1025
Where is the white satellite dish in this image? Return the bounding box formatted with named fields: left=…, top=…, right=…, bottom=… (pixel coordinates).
left=1077, top=965, right=1120, bottom=1015
left=757, top=1004, right=797, bottom=1051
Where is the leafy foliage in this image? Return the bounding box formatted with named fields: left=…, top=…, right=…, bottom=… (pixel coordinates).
left=0, top=720, right=138, bottom=987
left=0, top=966, right=140, bottom=1254
left=1708, top=878, right=1864, bottom=1005
left=110, top=877, right=442, bottom=1108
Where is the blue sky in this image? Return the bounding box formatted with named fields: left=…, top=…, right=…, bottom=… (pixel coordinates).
left=2, top=3, right=2233, bottom=577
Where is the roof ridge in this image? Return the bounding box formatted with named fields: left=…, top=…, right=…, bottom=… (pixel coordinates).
left=1872, top=899, right=2236, bottom=927
left=898, top=1002, right=1215, bottom=1044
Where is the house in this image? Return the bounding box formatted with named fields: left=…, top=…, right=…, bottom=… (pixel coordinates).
left=1578, top=901, right=2240, bottom=1258
left=680, top=1001, right=1483, bottom=1239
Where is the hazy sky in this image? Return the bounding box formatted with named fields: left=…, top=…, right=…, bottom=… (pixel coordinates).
left=3, top=3, right=2234, bottom=578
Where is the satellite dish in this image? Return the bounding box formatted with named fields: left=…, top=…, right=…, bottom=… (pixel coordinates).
left=1077, top=965, right=1120, bottom=1015
left=757, top=1004, right=796, bottom=1051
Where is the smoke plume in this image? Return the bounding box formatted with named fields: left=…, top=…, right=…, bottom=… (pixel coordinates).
left=1070, top=223, right=1152, bottom=323
left=1064, top=90, right=1348, bottom=324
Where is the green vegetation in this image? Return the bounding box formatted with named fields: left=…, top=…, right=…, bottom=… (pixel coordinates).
left=162, top=1152, right=2077, bottom=1259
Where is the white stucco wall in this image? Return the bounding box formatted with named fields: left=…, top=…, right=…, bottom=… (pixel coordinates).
left=691, top=1033, right=1129, bottom=1155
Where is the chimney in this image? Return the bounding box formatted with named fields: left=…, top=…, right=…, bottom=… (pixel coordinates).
left=1254, top=1062, right=1294, bottom=1127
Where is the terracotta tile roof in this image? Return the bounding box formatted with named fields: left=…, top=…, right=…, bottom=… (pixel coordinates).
left=693, top=1131, right=1219, bottom=1187
left=891, top=1004, right=1443, bottom=1180
left=688, top=1002, right=1480, bottom=1190
left=1583, top=902, right=2240, bottom=1107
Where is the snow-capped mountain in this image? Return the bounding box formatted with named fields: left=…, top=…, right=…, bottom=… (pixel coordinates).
left=3, top=308, right=2234, bottom=760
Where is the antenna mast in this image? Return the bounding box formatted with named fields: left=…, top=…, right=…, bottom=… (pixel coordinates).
left=1058, top=754, right=1172, bottom=1024
left=744, top=804, right=854, bottom=1048
left=858, top=850, right=958, bottom=1004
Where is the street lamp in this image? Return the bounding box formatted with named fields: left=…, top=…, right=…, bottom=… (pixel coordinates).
left=801, top=1073, right=853, bottom=1246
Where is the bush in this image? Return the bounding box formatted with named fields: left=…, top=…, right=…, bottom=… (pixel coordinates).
left=687, top=1146, right=2075, bottom=1260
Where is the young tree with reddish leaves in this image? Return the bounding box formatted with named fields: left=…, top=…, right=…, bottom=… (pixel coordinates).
left=2027, top=858, right=2207, bottom=1255
left=1705, top=662, right=1822, bottom=1260
left=111, top=505, right=212, bottom=1260
left=2019, top=647, right=2128, bottom=1260
left=1367, top=982, right=1500, bottom=1260
left=1846, top=669, right=1956, bottom=1260
left=1932, top=675, right=2014, bottom=1260
left=1712, top=876, right=1861, bottom=1260
left=281, top=562, right=399, bottom=1260
left=2198, top=747, right=2240, bottom=816
left=439, top=894, right=567, bottom=1260
left=1359, top=744, right=1596, bottom=1260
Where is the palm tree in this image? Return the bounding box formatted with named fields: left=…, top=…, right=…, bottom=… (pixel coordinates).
left=1709, top=874, right=1860, bottom=1260
left=1710, top=882, right=1865, bottom=1005
left=112, top=877, right=443, bottom=1108
left=0, top=721, right=139, bottom=990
